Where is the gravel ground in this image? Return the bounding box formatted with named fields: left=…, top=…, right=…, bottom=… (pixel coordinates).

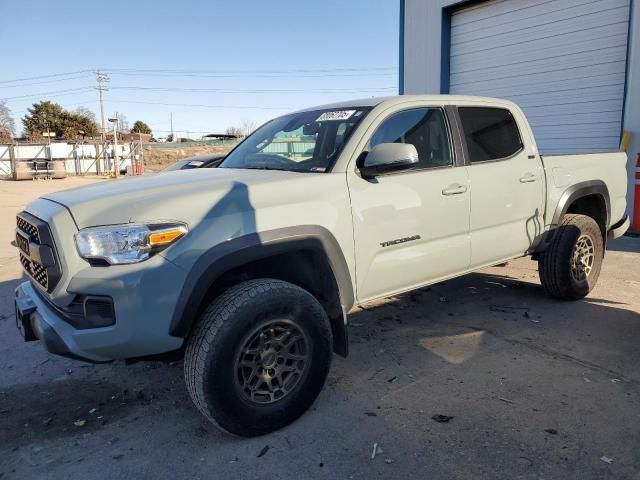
left=0, top=177, right=639, bottom=480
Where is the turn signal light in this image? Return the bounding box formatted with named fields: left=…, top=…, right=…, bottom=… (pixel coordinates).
left=149, top=228, right=186, bottom=246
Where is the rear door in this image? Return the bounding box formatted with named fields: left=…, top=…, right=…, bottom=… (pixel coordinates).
left=457, top=106, right=546, bottom=266
left=347, top=104, right=471, bottom=302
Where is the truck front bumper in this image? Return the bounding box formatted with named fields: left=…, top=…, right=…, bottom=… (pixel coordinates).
left=15, top=281, right=112, bottom=363
left=15, top=268, right=186, bottom=363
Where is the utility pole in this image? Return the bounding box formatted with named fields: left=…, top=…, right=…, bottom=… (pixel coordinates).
left=108, top=117, right=119, bottom=178
left=94, top=71, right=110, bottom=141
left=170, top=112, right=174, bottom=141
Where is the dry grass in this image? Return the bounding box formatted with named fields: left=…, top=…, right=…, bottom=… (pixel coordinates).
left=143, top=145, right=233, bottom=172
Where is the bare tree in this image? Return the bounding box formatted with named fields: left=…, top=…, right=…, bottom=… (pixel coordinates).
left=225, top=126, right=243, bottom=137
left=74, top=106, right=97, bottom=123
left=112, top=112, right=130, bottom=132
left=0, top=101, right=16, bottom=142
left=240, top=119, right=257, bottom=137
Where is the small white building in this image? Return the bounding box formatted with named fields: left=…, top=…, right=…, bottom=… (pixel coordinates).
left=400, top=0, right=639, bottom=219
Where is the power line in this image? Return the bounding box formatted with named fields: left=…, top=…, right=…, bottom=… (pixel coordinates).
left=109, top=85, right=396, bottom=94
left=0, top=70, right=92, bottom=85
left=108, top=72, right=395, bottom=79
left=104, top=66, right=395, bottom=74
left=0, top=66, right=395, bottom=85
left=1, top=87, right=94, bottom=102
left=0, top=74, right=94, bottom=89
left=105, top=99, right=293, bottom=110
left=16, top=98, right=290, bottom=112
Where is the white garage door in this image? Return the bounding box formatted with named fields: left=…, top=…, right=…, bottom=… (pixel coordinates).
left=449, top=0, right=630, bottom=154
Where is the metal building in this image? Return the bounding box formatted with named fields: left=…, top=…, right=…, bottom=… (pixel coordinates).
left=400, top=0, right=639, bottom=218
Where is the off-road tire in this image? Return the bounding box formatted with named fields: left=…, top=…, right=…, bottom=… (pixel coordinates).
left=184, top=279, right=333, bottom=436
left=538, top=214, right=604, bottom=300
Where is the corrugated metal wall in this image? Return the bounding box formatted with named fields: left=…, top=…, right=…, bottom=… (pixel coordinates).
left=449, top=0, right=631, bottom=153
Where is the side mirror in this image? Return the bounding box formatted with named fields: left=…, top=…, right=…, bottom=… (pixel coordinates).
left=359, top=143, right=419, bottom=178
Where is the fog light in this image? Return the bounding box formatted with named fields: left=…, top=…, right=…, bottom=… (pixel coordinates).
left=83, top=297, right=115, bottom=328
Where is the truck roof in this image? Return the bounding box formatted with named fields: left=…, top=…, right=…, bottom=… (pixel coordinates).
left=294, top=94, right=517, bottom=113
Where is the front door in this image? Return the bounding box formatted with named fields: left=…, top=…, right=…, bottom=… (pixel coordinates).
left=347, top=106, right=471, bottom=303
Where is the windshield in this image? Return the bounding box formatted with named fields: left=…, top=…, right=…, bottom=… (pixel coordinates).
left=219, top=107, right=371, bottom=173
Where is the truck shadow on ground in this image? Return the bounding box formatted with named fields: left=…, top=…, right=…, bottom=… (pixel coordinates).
left=345, top=269, right=640, bottom=383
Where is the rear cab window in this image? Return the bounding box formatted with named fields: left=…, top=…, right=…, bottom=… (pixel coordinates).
left=458, top=107, right=523, bottom=163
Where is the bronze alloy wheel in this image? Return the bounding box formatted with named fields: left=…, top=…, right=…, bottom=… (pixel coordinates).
left=234, top=319, right=309, bottom=405
left=570, top=234, right=595, bottom=283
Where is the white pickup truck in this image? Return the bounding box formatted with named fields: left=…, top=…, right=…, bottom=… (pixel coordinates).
left=14, top=95, right=629, bottom=436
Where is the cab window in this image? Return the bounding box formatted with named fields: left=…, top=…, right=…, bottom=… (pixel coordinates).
left=369, top=108, right=452, bottom=169
left=458, top=107, right=523, bottom=162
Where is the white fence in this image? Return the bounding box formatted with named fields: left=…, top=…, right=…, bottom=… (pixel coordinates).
left=0, top=142, right=139, bottom=177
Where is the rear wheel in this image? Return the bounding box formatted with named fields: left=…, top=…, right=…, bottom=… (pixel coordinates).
left=184, top=279, right=332, bottom=436
left=538, top=214, right=604, bottom=300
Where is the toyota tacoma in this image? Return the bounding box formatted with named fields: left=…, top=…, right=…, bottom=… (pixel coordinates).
left=14, top=95, right=630, bottom=436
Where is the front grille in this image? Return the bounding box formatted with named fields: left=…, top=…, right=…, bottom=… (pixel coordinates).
left=17, top=216, right=39, bottom=242
left=16, top=212, right=61, bottom=292
left=32, top=262, right=48, bottom=289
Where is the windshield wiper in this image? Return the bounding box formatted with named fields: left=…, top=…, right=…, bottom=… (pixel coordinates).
left=244, top=166, right=290, bottom=171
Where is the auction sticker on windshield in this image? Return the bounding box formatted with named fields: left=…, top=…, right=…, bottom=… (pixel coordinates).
left=316, top=110, right=356, bottom=122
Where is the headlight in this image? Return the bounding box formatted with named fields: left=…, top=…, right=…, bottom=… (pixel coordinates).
left=75, top=223, right=188, bottom=265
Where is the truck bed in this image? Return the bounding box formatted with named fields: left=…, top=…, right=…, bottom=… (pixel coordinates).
left=540, top=152, right=628, bottom=228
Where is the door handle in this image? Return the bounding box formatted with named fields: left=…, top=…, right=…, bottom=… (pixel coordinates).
left=519, top=173, right=537, bottom=183
left=442, top=184, right=468, bottom=196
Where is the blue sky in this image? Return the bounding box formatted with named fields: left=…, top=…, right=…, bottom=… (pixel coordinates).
left=1, top=0, right=399, bottom=137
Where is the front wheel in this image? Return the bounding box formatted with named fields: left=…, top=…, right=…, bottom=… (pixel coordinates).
left=184, top=279, right=333, bottom=436
left=538, top=214, right=604, bottom=300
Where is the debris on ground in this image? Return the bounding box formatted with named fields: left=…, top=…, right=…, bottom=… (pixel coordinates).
left=73, top=419, right=86, bottom=427
left=544, top=428, right=558, bottom=435
left=600, top=456, right=613, bottom=464
left=387, top=376, right=398, bottom=383
left=257, top=445, right=270, bottom=458
left=498, top=397, right=514, bottom=404
left=490, top=305, right=530, bottom=314
left=385, top=458, right=393, bottom=464
left=611, top=378, right=621, bottom=383
left=371, top=443, right=379, bottom=459
left=89, top=408, right=97, bottom=414
left=432, top=414, right=454, bottom=423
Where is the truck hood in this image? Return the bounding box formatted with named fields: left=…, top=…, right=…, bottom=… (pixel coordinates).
left=42, top=168, right=321, bottom=229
